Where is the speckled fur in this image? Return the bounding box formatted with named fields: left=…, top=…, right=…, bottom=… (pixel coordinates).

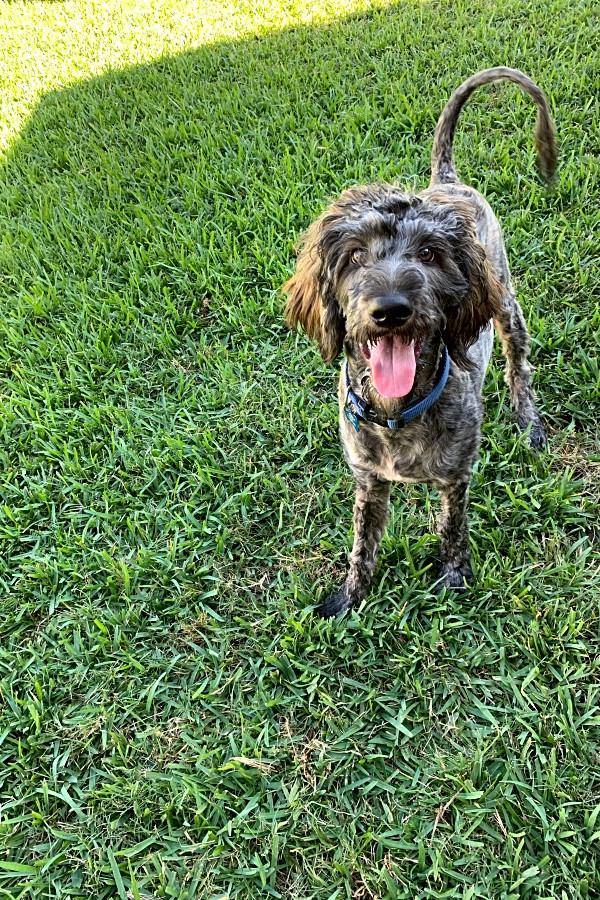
left=284, top=68, right=556, bottom=616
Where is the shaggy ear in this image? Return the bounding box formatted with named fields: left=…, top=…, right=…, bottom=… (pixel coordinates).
left=282, top=217, right=346, bottom=363
left=443, top=238, right=505, bottom=370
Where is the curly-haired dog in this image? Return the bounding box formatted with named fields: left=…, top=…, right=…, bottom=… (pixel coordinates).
left=284, top=68, right=556, bottom=617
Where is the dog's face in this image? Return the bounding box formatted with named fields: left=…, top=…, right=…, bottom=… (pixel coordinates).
left=284, top=184, right=504, bottom=398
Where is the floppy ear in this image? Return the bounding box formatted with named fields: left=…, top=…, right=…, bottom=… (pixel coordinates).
left=283, top=215, right=346, bottom=363
left=443, top=237, right=505, bottom=370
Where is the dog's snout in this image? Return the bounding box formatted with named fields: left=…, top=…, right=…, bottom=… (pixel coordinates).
left=369, top=294, right=413, bottom=328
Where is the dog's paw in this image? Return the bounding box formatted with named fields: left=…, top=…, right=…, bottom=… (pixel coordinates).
left=516, top=413, right=547, bottom=450
left=434, top=561, right=473, bottom=593
left=526, top=417, right=547, bottom=450
left=320, top=585, right=354, bottom=618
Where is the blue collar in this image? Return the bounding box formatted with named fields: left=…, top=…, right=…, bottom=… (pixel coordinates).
left=344, top=344, right=450, bottom=431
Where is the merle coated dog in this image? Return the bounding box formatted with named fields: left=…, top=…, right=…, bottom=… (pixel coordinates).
left=284, top=68, right=556, bottom=617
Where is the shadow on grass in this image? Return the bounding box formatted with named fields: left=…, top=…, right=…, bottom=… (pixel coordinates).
left=0, top=1, right=503, bottom=615
left=0, top=2, right=599, bottom=898
left=0, top=0, right=593, bottom=610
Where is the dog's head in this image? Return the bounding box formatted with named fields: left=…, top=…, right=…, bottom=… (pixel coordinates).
left=283, top=184, right=504, bottom=398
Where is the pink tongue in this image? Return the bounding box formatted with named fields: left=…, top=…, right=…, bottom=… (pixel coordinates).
left=369, top=336, right=416, bottom=398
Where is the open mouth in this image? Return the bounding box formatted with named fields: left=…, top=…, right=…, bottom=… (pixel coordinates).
left=361, top=336, right=424, bottom=398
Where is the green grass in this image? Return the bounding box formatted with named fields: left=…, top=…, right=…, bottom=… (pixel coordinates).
left=0, top=0, right=599, bottom=897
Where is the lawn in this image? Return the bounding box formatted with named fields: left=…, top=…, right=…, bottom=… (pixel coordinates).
left=0, top=0, right=599, bottom=897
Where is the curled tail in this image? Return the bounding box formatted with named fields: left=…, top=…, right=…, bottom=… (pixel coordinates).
left=430, top=67, right=557, bottom=185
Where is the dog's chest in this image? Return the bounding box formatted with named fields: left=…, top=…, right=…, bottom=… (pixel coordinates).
left=345, top=425, right=435, bottom=484
left=376, top=440, right=422, bottom=483
left=341, top=404, right=482, bottom=485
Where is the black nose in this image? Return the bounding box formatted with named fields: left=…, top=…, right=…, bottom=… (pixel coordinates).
left=369, top=294, right=413, bottom=328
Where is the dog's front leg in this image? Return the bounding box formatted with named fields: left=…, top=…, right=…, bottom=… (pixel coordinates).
left=321, top=475, right=391, bottom=618
left=435, top=479, right=473, bottom=590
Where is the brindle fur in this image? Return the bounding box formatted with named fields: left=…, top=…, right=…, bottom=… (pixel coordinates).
left=283, top=68, right=556, bottom=617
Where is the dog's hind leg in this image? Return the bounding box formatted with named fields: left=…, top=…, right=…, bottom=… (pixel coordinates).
left=321, top=474, right=391, bottom=618
left=494, top=290, right=546, bottom=449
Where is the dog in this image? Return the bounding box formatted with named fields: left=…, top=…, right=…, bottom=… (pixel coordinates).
left=283, top=68, right=557, bottom=618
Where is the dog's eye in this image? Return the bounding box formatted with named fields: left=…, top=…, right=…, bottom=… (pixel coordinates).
left=418, top=247, right=436, bottom=263
left=350, top=248, right=366, bottom=266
